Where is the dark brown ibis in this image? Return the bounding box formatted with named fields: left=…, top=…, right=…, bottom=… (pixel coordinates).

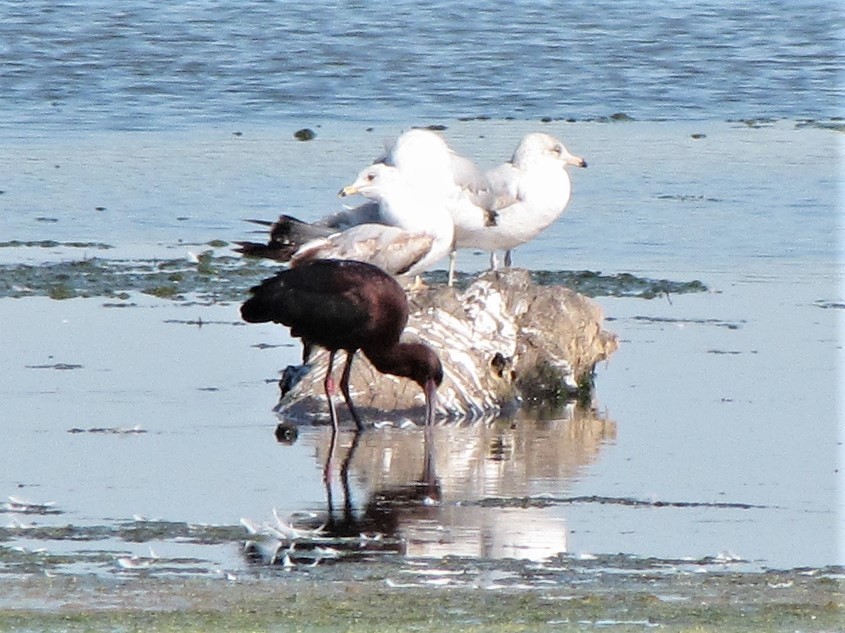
left=241, top=259, right=443, bottom=430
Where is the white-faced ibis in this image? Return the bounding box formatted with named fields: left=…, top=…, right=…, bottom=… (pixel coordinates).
left=241, top=259, right=443, bottom=430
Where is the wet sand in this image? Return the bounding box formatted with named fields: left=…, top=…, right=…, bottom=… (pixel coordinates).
left=1, top=564, right=842, bottom=633
left=0, top=560, right=843, bottom=631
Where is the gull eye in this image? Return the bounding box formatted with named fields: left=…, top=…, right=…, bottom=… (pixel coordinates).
left=366, top=173, right=376, bottom=182
left=554, top=144, right=563, bottom=155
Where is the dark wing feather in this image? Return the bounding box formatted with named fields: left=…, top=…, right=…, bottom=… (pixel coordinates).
left=235, top=215, right=336, bottom=261
left=241, top=260, right=405, bottom=351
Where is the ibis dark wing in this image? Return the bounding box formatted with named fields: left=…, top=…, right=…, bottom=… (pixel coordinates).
left=241, top=260, right=397, bottom=351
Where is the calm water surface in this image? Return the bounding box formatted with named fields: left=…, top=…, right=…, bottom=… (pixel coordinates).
left=0, top=1, right=841, bottom=586
left=0, top=0, right=842, bottom=129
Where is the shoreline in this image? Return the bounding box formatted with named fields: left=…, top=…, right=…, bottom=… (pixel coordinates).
left=1, top=565, right=842, bottom=632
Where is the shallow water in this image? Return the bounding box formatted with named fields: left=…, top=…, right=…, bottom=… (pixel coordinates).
left=1, top=1, right=842, bottom=129
left=0, top=0, right=843, bottom=602
left=0, top=119, right=841, bottom=589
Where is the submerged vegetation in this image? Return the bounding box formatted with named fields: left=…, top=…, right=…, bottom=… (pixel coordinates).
left=0, top=246, right=266, bottom=303
left=0, top=510, right=842, bottom=629
left=0, top=245, right=707, bottom=304
left=0, top=563, right=841, bottom=632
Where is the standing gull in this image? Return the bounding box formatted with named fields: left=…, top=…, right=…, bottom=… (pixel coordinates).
left=237, top=129, right=479, bottom=282
left=338, top=162, right=455, bottom=276
left=340, top=129, right=588, bottom=282
left=237, top=162, right=454, bottom=278
left=453, top=132, right=587, bottom=272
left=377, top=129, right=492, bottom=285
left=241, top=259, right=443, bottom=430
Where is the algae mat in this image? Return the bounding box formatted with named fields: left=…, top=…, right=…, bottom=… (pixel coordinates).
left=1, top=566, right=842, bottom=632
left=0, top=247, right=707, bottom=302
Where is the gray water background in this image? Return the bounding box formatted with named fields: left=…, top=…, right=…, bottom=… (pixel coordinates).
left=0, top=0, right=842, bottom=130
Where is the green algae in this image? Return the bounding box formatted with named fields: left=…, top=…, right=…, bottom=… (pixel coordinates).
left=0, top=521, right=248, bottom=549
left=142, top=284, right=181, bottom=299
left=0, top=240, right=113, bottom=250
left=531, top=270, right=707, bottom=299
left=0, top=255, right=270, bottom=303
left=795, top=118, right=845, bottom=133
left=0, top=254, right=707, bottom=303
left=516, top=359, right=580, bottom=406
left=469, top=495, right=764, bottom=511
left=0, top=569, right=841, bottom=633
left=620, top=315, right=744, bottom=329
left=46, top=283, right=77, bottom=300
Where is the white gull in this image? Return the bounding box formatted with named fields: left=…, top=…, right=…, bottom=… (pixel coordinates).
left=338, top=162, right=454, bottom=276
left=354, top=129, right=587, bottom=283
left=237, top=129, right=584, bottom=283
left=454, top=132, right=587, bottom=270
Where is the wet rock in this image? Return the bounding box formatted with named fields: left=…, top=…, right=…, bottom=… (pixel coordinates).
left=274, top=269, right=618, bottom=422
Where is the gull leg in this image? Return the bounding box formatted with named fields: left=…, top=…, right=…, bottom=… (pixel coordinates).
left=504, top=249, right=513, bottom=268
left=489, top=251, right=499, bottom=270
left=447, top=249, right=457, bottom=287
left=339, top=351, right=365, bottom=431
left=407, top=275, right=427, bottom=292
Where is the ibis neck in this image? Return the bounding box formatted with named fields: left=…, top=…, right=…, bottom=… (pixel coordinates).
left=363, top=343, right=440, bottom=426
left=362, top=342, right=417, bottom=382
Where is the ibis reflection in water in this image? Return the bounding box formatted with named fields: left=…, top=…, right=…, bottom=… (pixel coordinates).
left=240, top=259, right=443, bottom=430
left=240, top=405, right=615, bottom=567
left=242, top=421, right=440, bottom=567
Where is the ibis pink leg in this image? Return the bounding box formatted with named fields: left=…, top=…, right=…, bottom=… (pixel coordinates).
left=324, top=350, right=340, bottom=431
left=339, top=351, right=365, bottom=431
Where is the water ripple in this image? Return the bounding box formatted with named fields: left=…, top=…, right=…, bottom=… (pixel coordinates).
left=0, top=1, right=841, bottom=129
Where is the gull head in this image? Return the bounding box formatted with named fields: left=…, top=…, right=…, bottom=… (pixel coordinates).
left=383, top=128, right=457, bottom=188
left=512, top=133, right=587, bottom=170
left=339, top=163, right=405, bottom=200
left=386, top=128, right=451, bottom=165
